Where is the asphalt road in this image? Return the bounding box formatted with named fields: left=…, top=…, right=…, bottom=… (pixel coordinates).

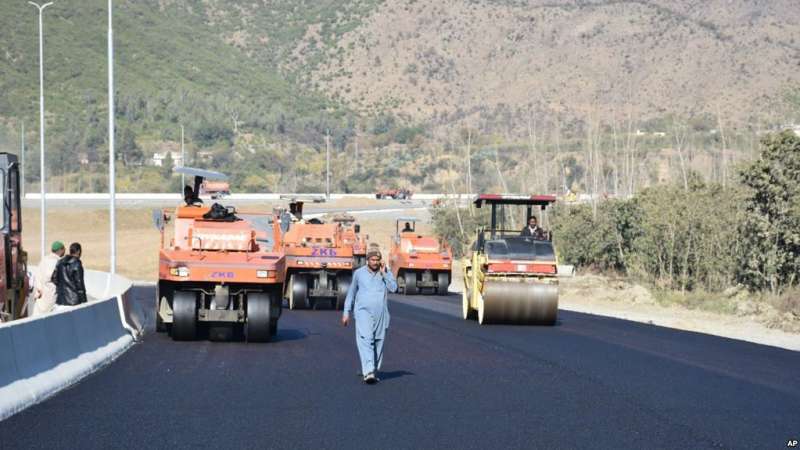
left=1, top=287, right=798, bottom=449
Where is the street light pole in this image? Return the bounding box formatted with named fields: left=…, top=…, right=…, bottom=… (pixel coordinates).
left=108, top=0, right=116, bottom=274
left=20, top=122, right=25, bottom=198
left=325, top=129, right=331, bottom=200
left=28, top=1, right=53, bottom=263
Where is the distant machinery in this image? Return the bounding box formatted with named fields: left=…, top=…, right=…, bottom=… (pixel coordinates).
left=389, top=218, right=452, bottom=296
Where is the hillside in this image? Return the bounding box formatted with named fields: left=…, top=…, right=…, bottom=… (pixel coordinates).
left=0, top=0, right=352, bottom=190
left=305, top=0, right=800, bottom=128
left=1, top=0, right=799, bottom=194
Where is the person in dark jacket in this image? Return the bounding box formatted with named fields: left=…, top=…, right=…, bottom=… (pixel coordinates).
left=520, top=216, right=544, bottom=238
left=183, top=185, right=202, bottom=206
left=52, top=242, right=87, bottom=306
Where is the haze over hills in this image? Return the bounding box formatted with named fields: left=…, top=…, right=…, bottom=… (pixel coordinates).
left=0, top=0, right=799, bottom=194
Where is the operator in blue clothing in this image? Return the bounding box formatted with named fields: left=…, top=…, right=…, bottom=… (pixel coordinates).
left=342, top=246, right=398, bottom=384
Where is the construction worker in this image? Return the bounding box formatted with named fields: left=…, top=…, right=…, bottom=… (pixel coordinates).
left=280, top=209, right=292, bottom=234
left=341, top=246, right=397, bottom=384
left=53, top=243, right=87, bottom=307
left=521, top=216, right=544, bottom=239
left=183, top=185, right=202, bottom=206
left=32, top=241, right=65, bottom=316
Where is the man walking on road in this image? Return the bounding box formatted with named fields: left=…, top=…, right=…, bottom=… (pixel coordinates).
left=342, top=246, right=397, bottom=384
left=33, top=241, right=65, bottom=316
left=53, top=243, right=87, bottom=307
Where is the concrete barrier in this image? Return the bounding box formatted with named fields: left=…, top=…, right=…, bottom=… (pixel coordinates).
left=558, top=265, right=576, bottom=278
left=0, top=271, right=135, bottom=421
left=24, top=192, right=477, bottom=201
left=84, top=270, right=143, bottom=338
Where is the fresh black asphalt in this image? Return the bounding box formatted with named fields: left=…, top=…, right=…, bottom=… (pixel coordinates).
left=1, top=286, right=798, bottom=449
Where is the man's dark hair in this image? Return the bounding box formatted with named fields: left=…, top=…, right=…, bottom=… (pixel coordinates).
left=528, top=216, right=538, bottom=222
left=69, top=242, right=82, bottom=255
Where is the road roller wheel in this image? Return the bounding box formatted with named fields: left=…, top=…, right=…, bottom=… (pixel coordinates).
left=336, top=273, right=352, bottom=310
left=156, top=290, right=169, bottom=333
left=289, top=274, right=309, bottom=310
left=246, top=292, right=272, bottom=343
left=156, top=316, right=166, bottom=333
left=477, top=294, right=488, bottom=325
left=269, top=318, right=278, bottom=337
left=462, top=288, right=477, bottom=320
left=436, top=272, right=450, bottom=296
left=172, top=291, right=197, bottom=341
left=208, top=324, right=234, bottom=341
left=404, top=272, right=418, bottom=295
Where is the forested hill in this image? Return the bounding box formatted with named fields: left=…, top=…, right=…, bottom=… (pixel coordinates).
left=0, top=1, right=356, bottom=188
left=1, top=0, right=799, bottom=194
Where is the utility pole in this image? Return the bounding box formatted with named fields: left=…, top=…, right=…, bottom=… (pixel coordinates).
left=466, top=129, right=473, bottom=196
left=325, top=129, right=331, bottom=200
left=108, top=0, right=116, bottom=274
left=180, top=124, right=185, bottom=187
left=354, top=132, right=359, bottom=173
left=20, top=122, right=25, bottom=197
left=29, top=1, right=54, bottom=262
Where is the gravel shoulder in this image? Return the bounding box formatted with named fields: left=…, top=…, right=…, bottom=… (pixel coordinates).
left=559, top=275, right=800, bottom=352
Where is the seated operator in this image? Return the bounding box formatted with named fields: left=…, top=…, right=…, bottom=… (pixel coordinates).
left=520, top=216, right=544, bottom=239
left=183, top=185, right=203, bottom=206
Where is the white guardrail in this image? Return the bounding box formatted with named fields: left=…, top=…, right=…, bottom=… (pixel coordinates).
left=0, top=270, right=141, bottom=421
left=23, top=193, right=475, bottom=201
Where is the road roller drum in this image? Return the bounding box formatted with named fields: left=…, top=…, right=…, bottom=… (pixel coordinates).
left=479, top=279, right=558, bottom=325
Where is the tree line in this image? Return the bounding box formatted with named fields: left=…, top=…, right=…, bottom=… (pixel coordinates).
left=432, top=131, right=800, bottom=297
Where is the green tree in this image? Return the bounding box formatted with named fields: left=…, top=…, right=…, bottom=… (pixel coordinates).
left=161, top=152, right=174, bottom=179
left=551, top=200, right=641, bottom=273
left=430, top=205, right=490, bottom=258
left=552, top=182, right=739, bottom=291
left=630, top=184, right=740, bottom=291
left=737, top=131, right=800, bottom=293
left=119, top=128, right=143, bottom=166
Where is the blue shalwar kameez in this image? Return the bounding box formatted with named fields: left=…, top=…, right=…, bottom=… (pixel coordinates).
left=343, top=265, right=398, bottom=376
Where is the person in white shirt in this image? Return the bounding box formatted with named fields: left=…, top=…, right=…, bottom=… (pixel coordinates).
left=32, top=241, right=65, bottom=316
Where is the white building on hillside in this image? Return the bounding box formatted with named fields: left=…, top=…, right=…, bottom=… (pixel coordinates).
left=151, top=151, right=184, bottom=167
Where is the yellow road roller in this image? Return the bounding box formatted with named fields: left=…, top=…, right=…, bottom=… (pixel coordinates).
left=462, top=194, right=559, bottom=325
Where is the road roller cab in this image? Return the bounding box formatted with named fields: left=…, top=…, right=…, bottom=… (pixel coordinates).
left=0, top=153, right=27, bottom=323
left=155, top=167, right=285, bottom=342
left=389, top=218, right=452, bottom=295
left=331, top=213, right=369, bottom=268
left=462, top=194, right=559, bottom=325
left=282, top=205, right=355, bottom=310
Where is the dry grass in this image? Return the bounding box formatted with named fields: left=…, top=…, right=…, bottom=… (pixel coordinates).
left=23, top=207, right=161, bottom=282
